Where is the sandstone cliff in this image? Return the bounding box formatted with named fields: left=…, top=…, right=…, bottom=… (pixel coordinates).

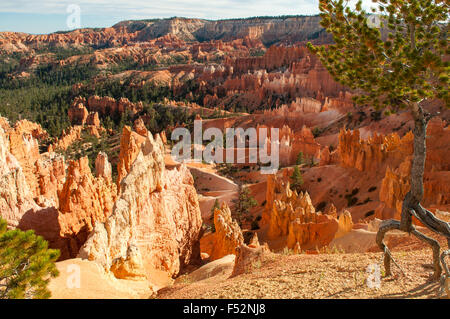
left=79, top=132, right=203, bottom=279
left=0, top=127, right=40, bottom=227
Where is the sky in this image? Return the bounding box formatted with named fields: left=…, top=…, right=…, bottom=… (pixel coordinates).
left=0, top=0, right=375, bottom=34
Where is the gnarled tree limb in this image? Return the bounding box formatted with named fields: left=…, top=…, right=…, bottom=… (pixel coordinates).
left=376, top=219, right=442, bottom=279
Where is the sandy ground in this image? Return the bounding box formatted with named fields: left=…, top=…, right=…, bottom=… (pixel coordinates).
left=158, top=250, right=449, bottom=299
left=49, top=250, right=449, bottom=299
left=160, top=215, right=450, bottom=300
left=49, top=259, right=155, bottom=299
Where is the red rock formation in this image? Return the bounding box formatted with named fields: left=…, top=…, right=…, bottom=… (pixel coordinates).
left=0, top=119, right=119, bottom=259
left=278, top=125, right=322, bottom=166
left=59, top=43, right=351, bottom=116
left=57, top=156, right=117, bottom=257
left=68, top=102, right=89, bottom=126
left=209, top=203, right=244, bottom=261
left=335, top=210, right=354, bottom=239
left=0, top=120, right=67, bottom=207
left=116, top=126, right=147, bottom=189
left=318, top=146, right=339, bottom=166
left=68, top=101, right=102, bottom=127
left=48, top=122, right=103, bottom=153
left=337, top=127, right=413, bottom=172
left=55, top=40, right=354, bottom=117
left=0, top=126, right=72, bottom=259
left=0, top=116, right=205, bottom=269
left=286, top=212, right=339, bottom=251
left=34, top=152, right=66, bottom=207
left=109, top=245, right=147, bottom=281
left=377, top=156, right=450, bottom=220
left=263, top=173, right=346, bottom=251
left=324, top=203, right=338, bottom=219
left=84, top=96, right=144, bottom=117
left=95, top=152, right=113, bottom=183
left=133, top=118, right=148, bottom=136
left=0, top=27, right=139, bottom=53
left=48, top=126, right=83, bottom=152
left=86, top=112, right=100, bottom=127
left=229, top=46, right=312, bottom=74
left=231, top=241, right=271, bottom=277
left=220, top=46, right=346, bottom=109
left=322, top=91, right=354, bottom=110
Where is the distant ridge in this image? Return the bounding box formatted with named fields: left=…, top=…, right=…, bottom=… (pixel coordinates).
left=112, top=15, right=327, bottom=45
left=0, top=15, right=331, bottom=52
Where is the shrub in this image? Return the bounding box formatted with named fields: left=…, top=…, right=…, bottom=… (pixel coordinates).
left=290, top=166, right=304, bottom=192
left=0, top=218, right=60, bottom=299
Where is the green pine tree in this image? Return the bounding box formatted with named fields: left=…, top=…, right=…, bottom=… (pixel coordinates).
left=296, top=151, right=304, bottom=165
left=233, top=186, right=258, bottom=224
left=0, top=218, right=60, bottom=299
left=209, top=199, right=221, bottom=233
left=307, top=0, right=449, bottom=279
left=210, top=199, right=221, bottom=219
left=290, top=166, right=304, bottom=192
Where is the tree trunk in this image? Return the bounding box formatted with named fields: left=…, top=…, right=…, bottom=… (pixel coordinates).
left=400, top=103, right=427, bottom=232
left=376, top=103, right=450, bottom=283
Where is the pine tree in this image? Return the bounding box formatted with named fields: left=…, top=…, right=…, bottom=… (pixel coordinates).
left=233, top=186, right=258, bottom=224
left=307, top=0, right=449, bottom=280
left=209, top=199, right=221, bottom=233
left=0, top=218, right=60, bottom=299
left=210, top=199, right=220, bottom=219
left=296, top=151, right=304, bottom=165
left=290, top=166, right=304, bottom=192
